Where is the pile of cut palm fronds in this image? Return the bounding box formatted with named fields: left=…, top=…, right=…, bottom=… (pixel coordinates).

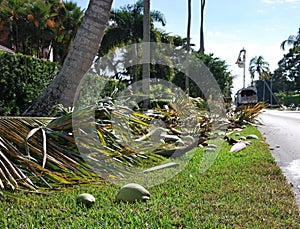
left=0, top=97, right=212, bottom=191
left=0, top=117, right=101, bottom=191
left=228, top=103, right=265, bottom=125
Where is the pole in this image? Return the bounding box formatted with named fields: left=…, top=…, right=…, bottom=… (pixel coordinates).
left=242, top=48, right=246, bottom=88
left=236, top=48, right=246, bottom=88
left=270, top=78, right=273, bottom=106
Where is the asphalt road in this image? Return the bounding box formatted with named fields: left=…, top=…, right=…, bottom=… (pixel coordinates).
left=258, top=109, right=300, bottom=207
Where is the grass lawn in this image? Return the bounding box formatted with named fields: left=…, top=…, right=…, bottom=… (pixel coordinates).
left=1, top=126, right=299, bottom=228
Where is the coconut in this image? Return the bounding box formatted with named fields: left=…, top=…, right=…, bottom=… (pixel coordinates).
left=230, top=142, right=246, bottom=153
left=116, top=183, right=150, bottom=203
left=246, top=134, right=259, bottom=140
left=76, top=193, right=95, bottom=208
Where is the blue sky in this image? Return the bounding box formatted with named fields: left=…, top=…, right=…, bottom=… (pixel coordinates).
left=73, top=0, right=300, bottom=94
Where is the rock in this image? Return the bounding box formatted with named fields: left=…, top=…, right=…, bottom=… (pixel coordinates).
left=218, top=131, right=226, bottom=136
left=246, top=134, right=259, bottom=140
left=230, top=142, right=246, bottom=153
left=76, top=193, right=95, bottom=208
left=116, top=183, right=150, bottom=203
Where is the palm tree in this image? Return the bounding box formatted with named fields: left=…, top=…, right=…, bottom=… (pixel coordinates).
left=26, top=0, right=53, bottom=58
left=280, top=28, right=300, bottom=53
left=249, top=56, right=270, bottom=102
left=0, top=0, right=27, bottom=51
left=185, top=0, right=191, bottom=93
left=51, top=1, right=83, bottom=64
left=98, top=0, right=165, bottom=57
left=142, top=0, right=150, bottom=108
left=23, top=0, right=114, bottom=116
left=199, top=0, right=205, bottom=54
left=98, top=0, right=166, bottom=83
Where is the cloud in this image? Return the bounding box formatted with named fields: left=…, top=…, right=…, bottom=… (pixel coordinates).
left=256, top=9, right=265, bottom=14
left=264, top=0, right=300, bottom=3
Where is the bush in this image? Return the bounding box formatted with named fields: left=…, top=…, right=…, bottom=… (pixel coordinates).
left=283, top=94, right=300, bottom=107
left=0, top=52, right=60, bottom=115
left=75, top=73, right=127, bottom=109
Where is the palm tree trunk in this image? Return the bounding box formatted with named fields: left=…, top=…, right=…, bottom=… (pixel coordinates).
left=199, top=0, right=205, bottom=54
left=142, top=0, right=150, bottom=109
left=23, top=0, right=113, bottom=116
left=185, top=0, right=191, bottom=94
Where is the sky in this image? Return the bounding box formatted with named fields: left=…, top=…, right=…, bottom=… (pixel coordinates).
left=73, top=0, right=300, bottom=95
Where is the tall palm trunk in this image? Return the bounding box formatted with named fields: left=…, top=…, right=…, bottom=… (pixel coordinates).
left=199, top=0, right=205, bottom=54
left=23, top=0, right=113, bottom=116
left=142, top=0, right=150, bottom=108
left=185, top=0, right=191, bottom=93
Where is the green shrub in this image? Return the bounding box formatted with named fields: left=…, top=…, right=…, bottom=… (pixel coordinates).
left=0, top=52, right=60, bottom=115
left=75, top=73, right=127, bottom=109
left=283, top=94, right=300, bottom=107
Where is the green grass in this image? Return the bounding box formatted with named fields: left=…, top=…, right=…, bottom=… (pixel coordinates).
left=1, top=126, right=300, bottom=228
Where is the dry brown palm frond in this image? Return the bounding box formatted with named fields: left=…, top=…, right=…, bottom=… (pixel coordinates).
left=230, top=103, right=265, bottom=125
left=0, top=96, right=212, bottom=191
left=0, top=117, right=102, bottom=191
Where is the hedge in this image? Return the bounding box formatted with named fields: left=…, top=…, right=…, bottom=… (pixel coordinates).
left=283, top=94, right=300, bottom=107
left=0, top=52, right=60, bottom=115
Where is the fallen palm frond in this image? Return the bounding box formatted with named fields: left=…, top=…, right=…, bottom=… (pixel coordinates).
left=0, top=117, right=101, bottom=191
left=229, top=103, right=265, bottom=125
left=0, top=96, right=212, bottom=191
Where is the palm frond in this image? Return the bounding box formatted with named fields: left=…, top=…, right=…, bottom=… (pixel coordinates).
left=0, top=95, right=212, bottom=191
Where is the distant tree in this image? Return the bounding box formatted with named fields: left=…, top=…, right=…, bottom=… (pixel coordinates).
left=0, top=0, right=27, bottom=51
left=249, top=56, right=270, bottom=84
left=99, top=0, right=166, bottom=57
left=197, top=53, right=233, bottom=97
left=0, top=0, right=83, bottom=63
left=172, top=52, right=233, bottom=98
left=51, top=1, right=84, bottom=64
left=273, top=49, right=300, bottom=94
left=280, top=28, right=300, bottom=53
left=249, top=56, right=270, bottom=102
left=24, top=0, right=113, bottom=116
left=98, top=0, right=167, bottom=83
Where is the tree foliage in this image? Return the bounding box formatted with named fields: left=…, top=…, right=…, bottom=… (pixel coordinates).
left=273, top=28, right=300, bottom=94
left=98, top=0, right=166, bottom=57
left=249, top=56, right=270, bottom=84
left=0, top=51, right=60, bottom=115
left=0, top=0, right=83, bottom=64
left=172, top=52, right=233, bottom=98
